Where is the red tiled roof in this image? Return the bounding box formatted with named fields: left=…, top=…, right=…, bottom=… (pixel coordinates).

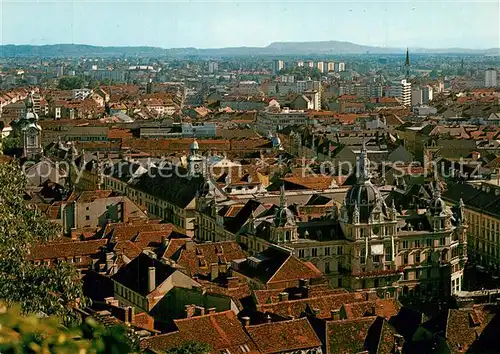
left=141, top=310, right=259, bottom=354
left=246, top=318, right=321, bottom=353
left=28, top=239, right=107, bottom=260
left=327, top=317, right=378, bottom=354
left=342, top=299, right=401, bottom=320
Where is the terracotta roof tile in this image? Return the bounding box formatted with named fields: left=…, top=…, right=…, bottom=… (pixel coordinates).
left=246, top=318, right=321, bottom=353
left=28, top=239, right=107, bottom=260
left=342, top=299, right=401, bottom=320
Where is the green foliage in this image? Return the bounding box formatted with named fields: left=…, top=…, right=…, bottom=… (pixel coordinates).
left=164, top=341, right=211, bottom=354
left=0, top=162, right=86, bottom=324
left=0, top=305, right=135, bottom=354
left=1, top=135, right=20, bottom=154
left=57, top=76, right=84, bottom=90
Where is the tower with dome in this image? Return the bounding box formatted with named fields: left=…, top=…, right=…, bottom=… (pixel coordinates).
left=11, top=92, right=43, bottom=160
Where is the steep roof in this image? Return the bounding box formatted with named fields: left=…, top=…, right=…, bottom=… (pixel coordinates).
left=140, top=310, right=259, bottom=354
left=246, top=318, right=321, bottom=353
left=28, top=239, right=107, bottom=260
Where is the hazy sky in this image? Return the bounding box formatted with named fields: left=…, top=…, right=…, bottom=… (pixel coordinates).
left=1, top=0, right=499, bottom=49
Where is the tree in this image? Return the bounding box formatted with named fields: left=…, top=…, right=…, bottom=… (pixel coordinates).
left=0, top=135, right=20, bottom=154
left=0, top=305, right=135, bottom=353
left=164, top=341, right=211, bottom=354
left=0, top=162, right=86, bottom=325
left=57, top=76, right=84, bottom=90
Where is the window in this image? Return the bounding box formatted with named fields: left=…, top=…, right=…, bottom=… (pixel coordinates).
left=403, top=253, right=409, bottom=264
left=373, top=255, right=381, bottom=263
left=85, top=215, right=90, bottom=220
left=414, top=240, right=421, bottom=248
left=338, top=246, right=343, bottom=255
left=75, top=257, right=82, bottom=263
left=440, top=238, right=445, bottom=246
left=415, top=252, right=420, bottom=263
left=298, top=249, right=305, bottom=258
left=325, top=247, right=331, bottom=256
left=312, top=248, right=318, bottom=257
left=402, top=241, right=409, bottom=249
left=426, top=239, right=432, bottom=247
left=325, top=261, right=331, bottom=274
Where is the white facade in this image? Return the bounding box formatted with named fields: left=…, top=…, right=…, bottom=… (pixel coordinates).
left=485, top=69, right=497, bottom=87
left=272, top=60, right=285, bottom=74
left=257, top=107, right=310, bottom=133
left=317, top=61, right=325, bottom=73
left=388, top=79, right=411, bottom=107
left=208, top=62, right=218, bottom=74
left=422, top=85, right=433, bottom=104
left=182, top=122, right=216, bottom=137
left=72, top=89, right=93, bottom=100
left=334, top=62, right=345, bottom=72
left=327, top=62, right=335, bottom=72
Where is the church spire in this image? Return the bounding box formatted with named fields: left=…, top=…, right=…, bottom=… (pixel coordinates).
left=357, top=138, right=370, bottom=183
left=279, top=183, right=287, bottom=208
left=404, top=47, right=410, bottom=78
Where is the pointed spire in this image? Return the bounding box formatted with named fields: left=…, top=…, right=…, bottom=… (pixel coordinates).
left=405, top=47, right=410, bottom=67
left=279, top=183, right=287, bottom=208
left=357, top=138, right=370, bottom=183
left=353, top=201, right=360, bottom=223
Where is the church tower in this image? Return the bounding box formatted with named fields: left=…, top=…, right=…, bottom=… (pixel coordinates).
left=188, top=139, right=204, bottom=177
left=13, top=92, right=43, bottom=160
left=404, top=47, right=411, bottom=79
left=270, top=185, right=298, bottom=244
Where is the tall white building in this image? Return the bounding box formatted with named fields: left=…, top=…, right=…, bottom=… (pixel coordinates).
left=334, top=62, right=345, bottom=72
left=317, top=61, right=325, bottom=73
left=307, top=61, right=314, bottom=68
left=411, top=87, right=423, bottom=106
left=327, top=62, right=335, bottom=72
left=297, top=60, right=304, bottom=67
left=272, top=60, right=285, bottom=74
left=208, top=62, right=218, bottom=74
left=388, top=79, right=411, bottom=106
left=422, top=85, right=433, bottom=104
left=485, top=68, right=497, bottom=87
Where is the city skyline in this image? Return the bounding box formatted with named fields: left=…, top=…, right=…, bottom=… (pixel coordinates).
left=1, top=0, right=499, bottom=49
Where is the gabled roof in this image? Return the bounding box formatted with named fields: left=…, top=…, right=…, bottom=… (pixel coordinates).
left=28, top=239, right=107, bottom=260
left=326, top=316, right=377, bottom=354
left=140, top=310, right=259, bottom=354
left=171, top=241, right=247, bottom=278
left=342, top=299, right=401, bottom=320
left=246, top=318, right=321, bottom=353
left=111, top=252, right=177, bottom=296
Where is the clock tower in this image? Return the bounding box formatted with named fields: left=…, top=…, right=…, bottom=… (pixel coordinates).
left=12, top=92, right=43, bottom=160
left=188, top=139, right=204, bottom=177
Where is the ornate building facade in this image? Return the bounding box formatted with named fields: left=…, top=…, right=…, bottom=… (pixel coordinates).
left=196, top=142, right=468, bottom=300
left=11, top=92, right=43, bottom=160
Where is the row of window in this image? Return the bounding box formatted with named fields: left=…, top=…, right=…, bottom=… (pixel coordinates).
left=297, top=246, right=344, bottom=258
left=34, top=256, right=83, bottom=266
left=400, top=238, right=446, bottom=249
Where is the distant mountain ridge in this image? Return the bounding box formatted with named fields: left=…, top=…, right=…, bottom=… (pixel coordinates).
left=1, top=41, right=498, bottom=57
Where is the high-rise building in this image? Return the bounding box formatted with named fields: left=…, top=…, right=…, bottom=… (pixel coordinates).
left=388, top=79, right=411, bottom=106
left=327, top=62, right=335, bottom=72
left=297, top=60, right=304, bottom=67
left=422, top=85, right=433, bottom=104
left=334, top=62, right=345, bottom=72
left=208, top=62, right=218, bottom=74
left=485, top=68, right=497, bottom=87
left=411, top=87, right=423, bottom=106
left=317, top=61, right=325, bottom=73
left=272, top=60, right=285, bottom=74
left=307, top=61, right=314, bottom=68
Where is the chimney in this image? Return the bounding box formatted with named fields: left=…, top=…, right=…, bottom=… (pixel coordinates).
left=207, top=307, right=216, bottom=315
left=331, top=309, right=341, bottom=321
left=266, top=314, right=272, bottom=323
left=127, top=306, right=135, bottom=324
left=242, top=316, right=250, bottom=327
left=370, top=305, right=376, bottom=316
left=147, top=266, right=156, bottom=293
left=185, top=304, right=196, bottom=318
left=278, top=292, right=289, bottom=302
left=210, top=263, right=220, bottom=281
left=299, top=278, right=309, bottom=288
left=311, top=308, right=321, bottom=317
left=195, top=306, right=205, bottom=316
left=161, top=235, right=168, bottom=247
left=226, top=276, right=239, bottom=289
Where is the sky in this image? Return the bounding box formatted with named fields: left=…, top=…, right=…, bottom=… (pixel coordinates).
left=1, top=0, right=499, bottom=49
